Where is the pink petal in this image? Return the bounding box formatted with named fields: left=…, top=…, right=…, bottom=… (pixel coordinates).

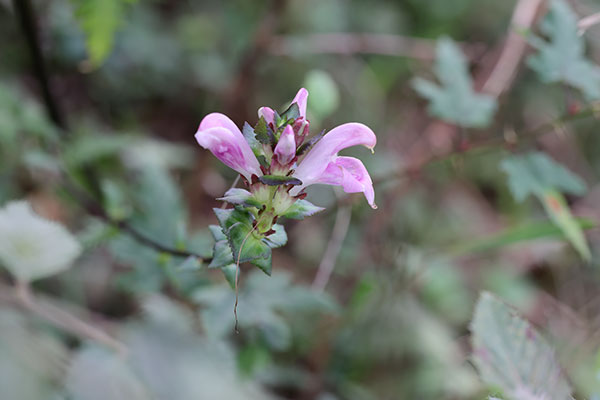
left=292, top=122, right=376, bottom=188
left=200, top=112, right=242, bottom=133
left=195, top=114, right=262, bottom=180
left=335, top=157, right=376, bottom=208
left=291, top=156, right=375, bottom=208
left=258, top=107, right=276, bottom=126
left=292, top=88, right=309, bottom=118
left=274, top=125, right=296, bottom=165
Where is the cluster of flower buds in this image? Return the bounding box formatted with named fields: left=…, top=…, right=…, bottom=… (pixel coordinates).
left=195, top=89, right=376, bottom=280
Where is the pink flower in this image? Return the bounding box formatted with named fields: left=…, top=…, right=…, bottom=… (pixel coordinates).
left=290, top=122, right=377, bottom=209
left=195, top=88, right=377, bottom=209
left=195, top=113, right=262, bottom=181
left=274, top=125, right=296, bottom=165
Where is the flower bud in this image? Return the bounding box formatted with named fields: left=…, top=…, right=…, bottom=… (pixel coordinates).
left=292, top=117, right=310, bottom=147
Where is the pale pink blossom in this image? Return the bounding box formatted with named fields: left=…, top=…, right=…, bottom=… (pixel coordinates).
left=290, top=123, right=377, bottom=208
left=291, top=88, right=308, bottom=117
left=195, top=113, right=262, bottom=181
left=274, top=125, right=296, bottom=165
left=257, top=107, right=276, bottom=126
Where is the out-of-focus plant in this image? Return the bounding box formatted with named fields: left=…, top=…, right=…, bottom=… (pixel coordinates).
left=413, top=37, right=497, bottom=128
left=71, top=0, right=137, bottom=67
left=471, top=292, right=573, bottom=400
left=528, top=0, right=600, bottom=100
left=501, top=151, right=590, bottom=260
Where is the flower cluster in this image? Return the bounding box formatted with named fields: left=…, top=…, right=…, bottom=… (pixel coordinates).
left=194, top=89, right=376, bottom=278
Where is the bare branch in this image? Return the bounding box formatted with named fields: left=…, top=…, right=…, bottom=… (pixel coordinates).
left=11, top=281, right=127, bottom=355
left=312, top=193, right=352, bottom=292
left=269, top=33, right=485, bottom=61
left=481, top=0, right=545, bottom=97
left=578, top=12, right=600, bottom=35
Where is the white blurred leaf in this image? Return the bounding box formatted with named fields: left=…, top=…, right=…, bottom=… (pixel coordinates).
left=0, top=201, right=81, bottom=282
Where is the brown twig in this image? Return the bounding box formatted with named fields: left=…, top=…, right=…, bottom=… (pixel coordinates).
left=373, top=104, right=599, bottom=187
left=578, top=12, right=600, bottom=35
left=269, top=33, right=485, bottom=61
left=12, top=281, right=127, bottom=355
left=12, top=0, right=67, bottom=130
left=481, top=0, right=545, bottom=97
left=312, top=191, right=352, bottom=292
left=62, top=177, right=208, bottom=260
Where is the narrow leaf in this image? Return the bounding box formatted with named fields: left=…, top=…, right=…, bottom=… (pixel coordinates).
left=259, top=175, right=302, bottom=186
left=540, top=189, right=591, bottom=261
left=453, top=218, right=596, bottom=254
left=254, top=117, right=275, bottom=145
left=209, top=240, right=235, bottom=269
left=281, top=199, right=325, bottom=220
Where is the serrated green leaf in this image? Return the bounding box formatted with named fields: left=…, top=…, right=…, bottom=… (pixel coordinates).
left=217, top=188, right=262, bottom=208
left=250, top=253, right=272, bottom=276
left=281, top=199, right=325, bottom=220
left=453, top=217, right=596, bottom=254
left=209, top=239, right=235, bottom=269
left=254, top=117, right=275, bottom=144
left=208, top=224, right=226, bottom=242
left=220, top=264, right=238, bottom=288
left=242, top=122, right=260, bottom=150
left=259, top=175, right=302, bottom=186
left=541, top=189, right=591, bottom=261
left=501, top=151, right=586, bottom=201
left=413, top=37, right=496, bottom=128
left=471, top=292, right=572, bottom=400
left=226, top=222, right=271, bottom=264
left=528, top=0, right=600, bottom=100
left=71, top=0, right=135, bottom=66
left=263, top=224, right=287, bottom=248
left=213, top=207, right=251, bottom=231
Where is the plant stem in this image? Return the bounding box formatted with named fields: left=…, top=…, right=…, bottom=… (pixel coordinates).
left=14, top=281, right=127, bottom=355
left=12, top=0, right=67, bottom=130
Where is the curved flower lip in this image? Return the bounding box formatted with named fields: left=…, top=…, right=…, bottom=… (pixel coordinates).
left=292, top=88, right=308, bottom=118
left=274, top=125, right=296, bottom=165
left=195, top=113, right=262, bottom=181
left=290, top=122, right=377, bottom=208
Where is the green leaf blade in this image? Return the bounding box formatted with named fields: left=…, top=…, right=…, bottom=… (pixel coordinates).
left=471, top=292, right=573, bottom=400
